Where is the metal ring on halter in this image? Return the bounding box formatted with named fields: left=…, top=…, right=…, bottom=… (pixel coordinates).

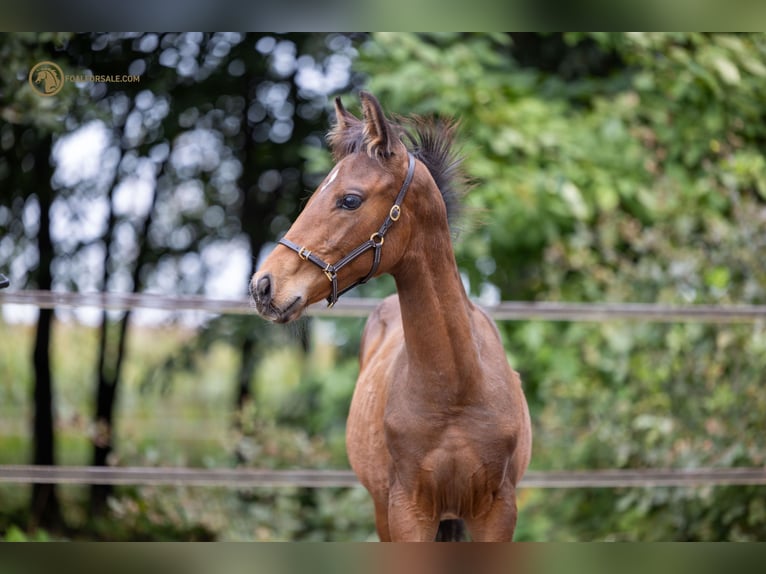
left=370, top=232, right=384, bottom=246
left=323, top=264, right=335, bottom=282
left=298, top=247, right=311, bottom=261
left=389, top=204, right=401, bottom=221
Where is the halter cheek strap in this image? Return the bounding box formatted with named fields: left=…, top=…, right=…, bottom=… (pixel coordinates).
left=279, top=152, right=416, bottom=307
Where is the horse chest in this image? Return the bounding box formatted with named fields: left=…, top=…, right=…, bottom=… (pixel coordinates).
left=383, top=405, right=514, bottom=483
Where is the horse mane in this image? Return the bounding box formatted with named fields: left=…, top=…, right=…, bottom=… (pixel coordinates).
left=327, top=111, right=469, bottom=229
left=401, top=115, right=469, bottom=230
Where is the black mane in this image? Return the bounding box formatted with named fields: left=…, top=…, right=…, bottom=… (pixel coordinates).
left=402, top=115, right=468, bottom=229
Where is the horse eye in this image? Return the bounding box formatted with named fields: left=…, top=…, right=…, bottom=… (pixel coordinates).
left=338, top=194, right=363, bottom=210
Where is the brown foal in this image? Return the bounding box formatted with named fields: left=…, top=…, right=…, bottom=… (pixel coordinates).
left=251, top=92, right=532, bottom=541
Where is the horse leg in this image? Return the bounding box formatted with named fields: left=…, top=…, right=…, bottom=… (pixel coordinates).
left=386, top=484, right=440, bottom=542
left=464, top=485, right=519, bottom=542
left=372, top=497, right=392, bottom=541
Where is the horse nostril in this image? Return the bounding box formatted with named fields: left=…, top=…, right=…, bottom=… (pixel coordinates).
left=254, top=274, right=272, bottom=303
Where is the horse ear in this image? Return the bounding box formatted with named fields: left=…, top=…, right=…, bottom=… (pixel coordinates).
left=360, top=91, right=398, bottom=159
left=328, top=96, right=362, bottom=160
left=333, top=96, right=357, bottom=132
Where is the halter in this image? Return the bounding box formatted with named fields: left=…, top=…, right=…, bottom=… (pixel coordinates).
left=279, top=152, right=416, bottom=308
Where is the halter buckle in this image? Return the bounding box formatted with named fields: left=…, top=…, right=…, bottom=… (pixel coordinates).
left=370, top=232, right=384, bottom=246
left=323, top=264, right=335, bottom=282
left=389, top=204, right=401, bottom=221
left=298, top=247, right=311, bottom=261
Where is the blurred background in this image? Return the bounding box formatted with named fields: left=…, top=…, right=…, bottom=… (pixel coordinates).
left=1, top=32, right=766, bottom=541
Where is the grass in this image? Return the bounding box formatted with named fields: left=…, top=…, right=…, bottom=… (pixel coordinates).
left=0, top=314, right=375, bottom=540
left=0, top=318, right=237, bottom=467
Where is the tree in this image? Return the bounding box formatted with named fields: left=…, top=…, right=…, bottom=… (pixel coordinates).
left=29, top=132, right=63, bottom=530
left=1, top=32, right=79, bottom=531
left=1, top=32, right=363, bottom=526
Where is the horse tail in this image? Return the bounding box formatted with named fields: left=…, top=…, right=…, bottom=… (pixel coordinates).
left=435, top=519, right=466, bottom=541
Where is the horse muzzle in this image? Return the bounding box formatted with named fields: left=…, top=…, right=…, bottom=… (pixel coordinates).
left=250, top=272, right=305, bottom=324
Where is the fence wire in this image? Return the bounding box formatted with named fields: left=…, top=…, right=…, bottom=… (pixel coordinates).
left=4, top=289, right=766, bottom=322
left=1, top=465, right=766, bottom=489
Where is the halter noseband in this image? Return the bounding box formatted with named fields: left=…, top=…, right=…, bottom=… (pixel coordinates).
left=278, top=152, right=416, bottom=308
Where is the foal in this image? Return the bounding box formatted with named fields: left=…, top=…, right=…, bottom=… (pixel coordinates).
left=252, top=92, right=531, bottom=541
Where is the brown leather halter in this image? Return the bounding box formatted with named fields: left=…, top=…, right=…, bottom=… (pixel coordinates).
left=279, top=152, right=416, bottom=307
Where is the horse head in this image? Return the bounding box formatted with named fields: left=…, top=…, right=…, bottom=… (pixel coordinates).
left=34, top=70, right=57, bottom=93
left=251, top=92, right=422, bottom=323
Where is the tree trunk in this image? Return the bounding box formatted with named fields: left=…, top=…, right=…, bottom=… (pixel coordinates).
left=234, top=71, right=264, bottom=414
left=236, top=337, right=257, bottom=410
left=30, top=134, right=64, bottom=531
left=89, top=322, right=118, bottom=514
left=89, top=312, right=131, bottom=514
left=31, top=307, right=63, bottom=530
left=89, top=159, right=161, bottom=514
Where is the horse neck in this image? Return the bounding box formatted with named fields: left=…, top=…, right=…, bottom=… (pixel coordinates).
left=392, top=207, right=481, bottom=404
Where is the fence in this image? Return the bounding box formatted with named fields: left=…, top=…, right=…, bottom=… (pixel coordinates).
left=2, top=465, right=766, bottom=489
left=2, top=288, right=766, bottom=490
left=5, top=289, right=766, bottom=322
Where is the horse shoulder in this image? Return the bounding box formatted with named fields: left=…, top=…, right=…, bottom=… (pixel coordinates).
left=470, top=304, right=532, bottom=480
left=359, top=294, right=404, bottom=369
left=348, top=294, right=404, bottom=497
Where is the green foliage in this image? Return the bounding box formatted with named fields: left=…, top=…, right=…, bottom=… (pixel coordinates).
left=226, top=400, right=375, bottom=541
left=1, top=525, right=53, bottom=542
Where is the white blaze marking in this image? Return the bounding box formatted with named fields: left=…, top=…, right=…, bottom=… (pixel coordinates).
left=320, top=167, right=339, bottom=193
